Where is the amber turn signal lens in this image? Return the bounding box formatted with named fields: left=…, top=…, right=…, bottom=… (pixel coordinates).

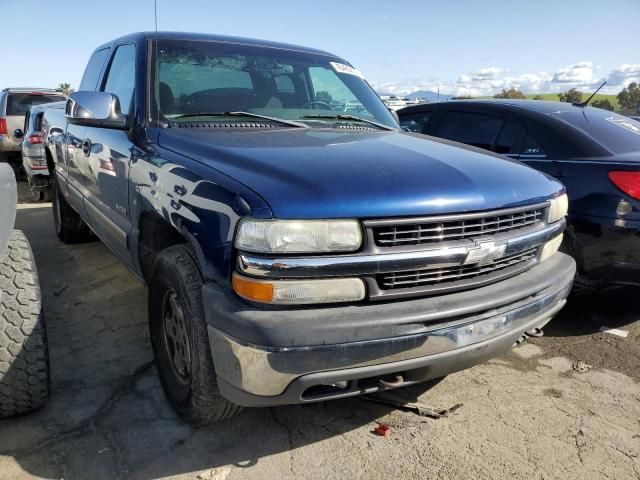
left=232, top=273, right=366, bottom=305
left=232, top=274, right=274, bottom=303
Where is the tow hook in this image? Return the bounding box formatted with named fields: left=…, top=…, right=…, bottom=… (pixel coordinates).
left=378, top=375, right=405, bottom=388
left=525, top=327, right=544, bottom=338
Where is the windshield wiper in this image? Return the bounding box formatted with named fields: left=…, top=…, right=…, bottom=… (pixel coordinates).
left=301, top=114, right=397, bottom=131
left=171, top=111, right=309, bottom=128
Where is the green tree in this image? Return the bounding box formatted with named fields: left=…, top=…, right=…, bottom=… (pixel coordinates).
left=558, top=88, right=583, bottom=103
left=532, top=94, right=544, bottom=100
left=592, top=98, right=614, bottom=111
left=617, top=82, right=640, bottom=111
left=452, top=95, right=473, bottom=100
left=58, top=83, right=74, bottom=96
left=493, top=87, right=526, bottom=99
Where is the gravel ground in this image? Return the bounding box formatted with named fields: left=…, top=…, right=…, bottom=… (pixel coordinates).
left=1, top=182, right=639, bottom=480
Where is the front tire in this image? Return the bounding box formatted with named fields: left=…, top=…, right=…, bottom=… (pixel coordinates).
left=0, top=231, right=49, bottom=418
left=149, top=244, right=242, bottom=425
left=51, top=174, right=93, bottom=244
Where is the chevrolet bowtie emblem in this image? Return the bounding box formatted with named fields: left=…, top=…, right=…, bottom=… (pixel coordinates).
left=464, top=241, right=507, bottom=265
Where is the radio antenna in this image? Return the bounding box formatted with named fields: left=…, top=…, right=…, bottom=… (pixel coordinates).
left=574, top=80, right=607, bottom=108
left=154, top=0, right=158, bottom=33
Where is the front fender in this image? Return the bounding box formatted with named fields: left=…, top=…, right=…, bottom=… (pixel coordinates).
left=129, top=144, right=272, bottom=285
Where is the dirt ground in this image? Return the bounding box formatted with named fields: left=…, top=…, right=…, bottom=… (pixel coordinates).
left=1, top=182, right=639, bottom=480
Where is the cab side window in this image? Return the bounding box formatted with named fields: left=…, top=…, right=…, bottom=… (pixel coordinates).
left=434, top=112, right=503, bottom=150
left=102, top=44, right=136, bottom=115
left=399, top=112, right=432, bottom=133
left=79, top=48, right=110, bottom=91
left=494, top=121, right=526, bottom=155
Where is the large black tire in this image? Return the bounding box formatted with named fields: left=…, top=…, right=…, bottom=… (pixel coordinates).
left=51, top=174, right=93, bottom=244
left=0, top=230, right=49, bottom=418
left=149, top=244, right=242, bottom=425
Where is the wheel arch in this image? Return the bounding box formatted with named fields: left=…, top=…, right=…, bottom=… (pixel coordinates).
left=135, top=210, right=227, bottom=285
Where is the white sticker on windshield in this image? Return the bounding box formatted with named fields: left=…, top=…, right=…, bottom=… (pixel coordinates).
left=330, top=62, right=364, bottom=78
left=606, top=116, right=640, bottom=136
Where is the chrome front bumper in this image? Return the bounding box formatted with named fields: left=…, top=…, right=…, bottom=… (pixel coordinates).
left=206, top=253, right=575, bottom=405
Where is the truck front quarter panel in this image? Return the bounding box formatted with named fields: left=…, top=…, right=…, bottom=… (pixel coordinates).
left=128, top=136, right=272, bottom=285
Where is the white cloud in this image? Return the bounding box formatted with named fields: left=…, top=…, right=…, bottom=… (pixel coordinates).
left=372, top=61, right=636, bottom=97
left=607, top=63, right=640, bottom=86
left=552, top=61, right=594, bottom=83
left=470, top=67, right=505, bottom=81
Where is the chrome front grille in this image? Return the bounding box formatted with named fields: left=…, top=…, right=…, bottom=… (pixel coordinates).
left=378, top=248, right=538, bottom=290
left=237, top=202, right=560, bottom=301
left=372, top=207, right=545, bottom=247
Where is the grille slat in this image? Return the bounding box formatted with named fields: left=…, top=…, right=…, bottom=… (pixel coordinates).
left=379, top=249, right=537, bottom=290
left=373, top=208, right=544, bottom=247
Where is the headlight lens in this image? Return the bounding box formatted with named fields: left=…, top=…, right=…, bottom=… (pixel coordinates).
left=540, top=234, right=563, bottom=262
left=548, top=194, right=568, bottom=224
left=235, top=219, right=362, bottom=254
left=232, top=273, right=366, bottom=305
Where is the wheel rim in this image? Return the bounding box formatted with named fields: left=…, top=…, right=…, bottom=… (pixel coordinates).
left=161, top=289, right=191, bottom=383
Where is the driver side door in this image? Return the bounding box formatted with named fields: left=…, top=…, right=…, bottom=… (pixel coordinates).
left=81, top=43, right=136, bottom=266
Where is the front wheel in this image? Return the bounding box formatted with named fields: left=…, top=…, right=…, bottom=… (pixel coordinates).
left=149, top=244, right=242, bottom=425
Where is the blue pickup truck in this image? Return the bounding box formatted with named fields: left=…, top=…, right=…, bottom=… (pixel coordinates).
left=42, top=32, right=575, bottom=424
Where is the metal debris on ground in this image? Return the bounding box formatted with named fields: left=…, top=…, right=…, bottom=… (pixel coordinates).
left=372, top=421, right=391, bottom=436
left=599, top=326, right=629, bottom=338
left=573, top=360, right=593, bottom=373
left=362, top=391, right=463, bottom=419
left=197, top=466, right=232, bottom=480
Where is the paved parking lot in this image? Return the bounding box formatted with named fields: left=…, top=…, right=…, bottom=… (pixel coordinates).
left=1, top=184, right=639, bottom=480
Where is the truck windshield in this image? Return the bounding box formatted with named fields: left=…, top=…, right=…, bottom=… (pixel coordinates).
left=152, top=39, right=397, bottom=129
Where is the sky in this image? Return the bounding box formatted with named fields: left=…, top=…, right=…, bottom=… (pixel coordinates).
left=1, top=0, right=638, bottom=97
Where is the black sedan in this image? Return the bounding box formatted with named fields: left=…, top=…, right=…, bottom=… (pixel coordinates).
left=398, top=100, right=640, bottom=286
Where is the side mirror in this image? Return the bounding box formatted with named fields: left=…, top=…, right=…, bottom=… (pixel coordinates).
left=65, top=91, right=128, bottom=130
left=13, top=129, right=24, bottom=139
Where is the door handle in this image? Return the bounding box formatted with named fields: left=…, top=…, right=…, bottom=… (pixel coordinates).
left=81, top=139, right=91, bottom=157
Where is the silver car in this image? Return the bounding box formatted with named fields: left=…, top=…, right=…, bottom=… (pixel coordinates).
left=19, top=102, right=65, bottom=201
left=0, top=88, right=66, bottom=169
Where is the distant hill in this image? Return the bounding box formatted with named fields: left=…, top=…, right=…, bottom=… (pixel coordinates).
left=404, top=90, right=453, bottom=102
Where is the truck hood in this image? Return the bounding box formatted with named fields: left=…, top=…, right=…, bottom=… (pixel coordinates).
left=158, top=128, right=562, bottom=219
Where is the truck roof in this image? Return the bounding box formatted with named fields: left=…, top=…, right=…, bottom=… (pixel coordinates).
left=95, top=31, right=344, bottom=61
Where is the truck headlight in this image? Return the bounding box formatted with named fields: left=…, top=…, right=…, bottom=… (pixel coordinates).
left=540, top=234, right=563, bottom=262
left=232, top=273, right=366, bottom=304
left=547, top=194, right=568, bottom=224
left=235, top=219, right=362, bottom=254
